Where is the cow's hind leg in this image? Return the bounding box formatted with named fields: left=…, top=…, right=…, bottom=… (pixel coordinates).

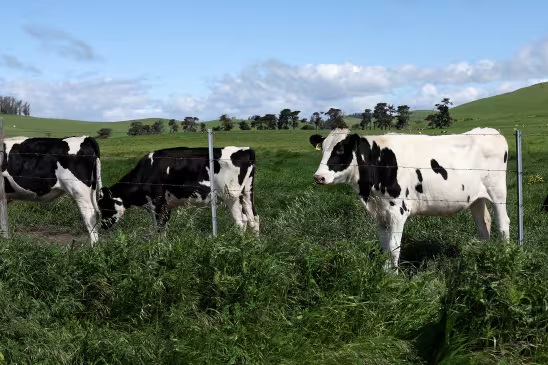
left=73, top=195, right=99, bottom=245
left=486, top=184, right=510, bottom=241
left=470, top=198, right=491, bottom=240
left=240, top=187, right=259, bottom=234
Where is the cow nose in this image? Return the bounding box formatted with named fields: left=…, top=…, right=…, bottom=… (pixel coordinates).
left=314, top=174, right=326, bottom=184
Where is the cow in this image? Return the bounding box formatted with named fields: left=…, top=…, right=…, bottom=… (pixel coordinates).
left=309, top=127, right=510, bottom=270
left=542, top=195, right=548, bottom=212
left=98, top=146, right=259, bottom=234
left=2, top=136, right=102, bottom=244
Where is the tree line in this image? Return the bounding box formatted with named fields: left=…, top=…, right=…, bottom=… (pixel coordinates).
left=107, top=97, right=455, bottom=138
left=0, top=96, right=30, bottom=116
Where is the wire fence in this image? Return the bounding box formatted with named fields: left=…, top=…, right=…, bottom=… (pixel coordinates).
left=0, top=117, right=539, bottom=247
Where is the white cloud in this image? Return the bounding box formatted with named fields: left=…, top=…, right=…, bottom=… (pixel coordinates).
left=4, top=37, right=548, bottom=121
left=1, top=77, right=161, bottom=121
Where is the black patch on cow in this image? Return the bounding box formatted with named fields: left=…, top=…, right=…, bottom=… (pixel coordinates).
left=406, top=188, right=409, bottom=197
left=542, top=194, right=548, bottom=212
left=462, top=184, right=465, bottom=191
left=352, top=136, right=401, bottom=201
left=430, top=159, right=448, bottom=180
left=230, top=149, right=255, bottom=185
left=400, top=207, right=404, bottom=215
left=389, top=201, right=395, bottom=206
left=504, top=151, right=508, bottom=163
left=402, top=200, right=407, bottom=211
left=415, top=169, right=423, bottom=182
left=467, top=195, right=470, bottom=203
left=4, top=137, right=100, bottom=195
left=415, top=184, right=423, bottom=193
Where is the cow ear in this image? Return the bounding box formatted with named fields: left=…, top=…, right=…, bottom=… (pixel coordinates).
left=309, top=134, right=325, bottom=150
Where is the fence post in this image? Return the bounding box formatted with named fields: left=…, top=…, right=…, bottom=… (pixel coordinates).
left=515, top=130, right=524, bottom=245
left=0, top=118, right=9, bottom=239
left=208, top=129, right=218, bottom=237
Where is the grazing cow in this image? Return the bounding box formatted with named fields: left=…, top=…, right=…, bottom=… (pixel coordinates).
left=2, top=136, right=102, bottom=244
left=542, top=195, right=548, bottom=212
left=98, top=146, right=259, bottom=233
left=310, top=128, right=510, bottom=269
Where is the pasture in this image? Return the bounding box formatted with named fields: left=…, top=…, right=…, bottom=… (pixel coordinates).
left=1, top=85, right=548, bottom=363
left=1, top=126, right=547, bottom=364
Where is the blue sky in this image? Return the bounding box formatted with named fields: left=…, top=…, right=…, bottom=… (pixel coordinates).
left=2, top=0, right=548, bottom=121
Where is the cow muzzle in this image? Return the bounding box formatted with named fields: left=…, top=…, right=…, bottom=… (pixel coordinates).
left=314, top=174, right=327, bottom=184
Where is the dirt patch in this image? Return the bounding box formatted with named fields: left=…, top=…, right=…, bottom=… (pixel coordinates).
left=15, top=226, right=89, bottom=247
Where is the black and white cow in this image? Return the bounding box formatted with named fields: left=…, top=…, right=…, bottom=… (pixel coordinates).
left=98, top=146, right=259, bottom=233
left=3, top=136, right=102, bottom=244
left=542, top=195, right=548, bottom=212
left=310, top=128, right=510, bottom=269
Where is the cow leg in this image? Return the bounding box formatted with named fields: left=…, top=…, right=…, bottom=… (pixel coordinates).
left=377, top=215, right=407, bottom=272
left=73, top=195, right=99, bottom=245
left=224, top=196, right=246, bottom=231
left=486, top=187, right=510, bottom=241
left=240, top=190, right=259, bottom=234
left=469, top=198, right=491, bottom=240
left=154, top=204, right=171, bottom=230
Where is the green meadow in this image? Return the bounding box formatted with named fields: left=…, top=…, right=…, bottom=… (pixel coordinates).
left=0, top=83, right=547, bottom=364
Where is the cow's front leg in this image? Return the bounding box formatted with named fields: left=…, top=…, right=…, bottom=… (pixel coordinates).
left=377, top=215, right=407, bottom=272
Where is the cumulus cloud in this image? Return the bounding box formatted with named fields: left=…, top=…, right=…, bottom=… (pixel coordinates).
left=6, top=36, right=548, bottom=121
left=162, top=37, right=548, bottom=119
left=0, top=54, right=41, bottom=74
left=1, top=77, right=161, bottom=121
left=24, top=25, right=100, bottom=61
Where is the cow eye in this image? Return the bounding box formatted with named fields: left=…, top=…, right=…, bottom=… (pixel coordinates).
left=336, top=146, right=344, bottom=155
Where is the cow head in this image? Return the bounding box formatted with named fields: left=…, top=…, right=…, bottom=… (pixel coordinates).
left=98, top=187, right=126, bottom=229
left=310, top=128, right=360, bottom=185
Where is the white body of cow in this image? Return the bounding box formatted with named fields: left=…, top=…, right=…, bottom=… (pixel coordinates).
left=310, top=127, right=510, bottom=269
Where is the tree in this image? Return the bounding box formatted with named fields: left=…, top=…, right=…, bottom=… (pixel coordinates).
left=0, top=96, right=30, bottom=116
left=249, top=115, right=263, bottom=129
left=96, top=128, right=112, bottom=139
left=426, top=98, right=453, bottom=128
left=168, top=119, right=179, bottom=133
left=324, top=108, right=347, bottom=129
left=219, top=114, right=233, bottom=131
left=182, top=116, right=198, bottom=132
left=290, top=110, right=301, bottom=129
left=151, top=119, right=164, bottom=134
left=360, top=108, right=373, bottom=130
left=200, top=123, right=207, bottom=132
left=373, top=103, right=394, bottom=130
left=128, top=121, right=145, bottom=136
left=239, top=120, right=251, bottom=130
left=395, top=105, right=411, bottom=130
left=259, top=114, right=278, bottom=130
left=278, top=108, right=292, bottom=129
left=310, top=112, right=324, bottom=130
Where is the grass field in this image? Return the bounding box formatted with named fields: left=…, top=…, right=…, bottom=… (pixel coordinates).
left=1, top=84, right=548, bottom=364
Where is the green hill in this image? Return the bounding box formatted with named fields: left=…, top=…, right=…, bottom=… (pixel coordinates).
left=450, top=82, right=548, bottom=129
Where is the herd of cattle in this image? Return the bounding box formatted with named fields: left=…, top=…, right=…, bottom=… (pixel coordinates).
left=1, top=127, right=546, bottom=268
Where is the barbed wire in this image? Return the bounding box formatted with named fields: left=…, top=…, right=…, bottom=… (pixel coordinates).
left=4, top=128, right=548, bottom=137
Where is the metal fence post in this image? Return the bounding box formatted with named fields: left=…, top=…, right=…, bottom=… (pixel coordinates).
left=208, top=129, right=218, bottom=237
left=0, top=118, right=9, bottom=239
left=515, top=130, right=524, bottom=245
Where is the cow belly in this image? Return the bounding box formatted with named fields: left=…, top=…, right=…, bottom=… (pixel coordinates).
left=165, top=189, right=211, bottom=208
left=4, top=173, right=65, bottom=203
